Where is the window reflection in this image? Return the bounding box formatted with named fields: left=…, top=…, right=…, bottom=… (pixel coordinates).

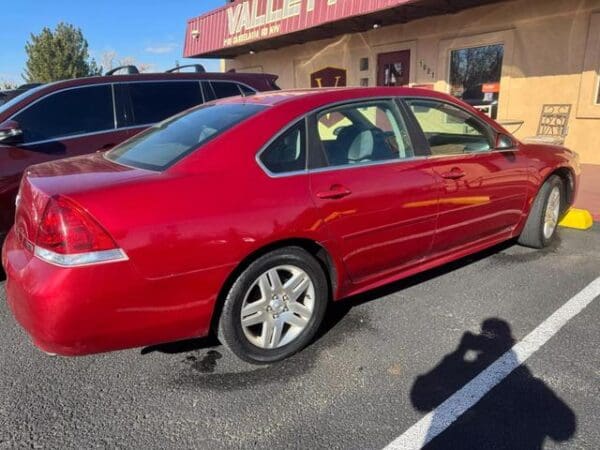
left=450, top=44, right=504, bottom=119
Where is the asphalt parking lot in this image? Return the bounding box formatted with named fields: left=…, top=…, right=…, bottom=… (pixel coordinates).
left=1, top=226, right=599, bottom=449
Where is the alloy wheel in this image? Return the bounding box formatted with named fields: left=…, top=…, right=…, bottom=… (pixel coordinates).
left=240, top=265, right=316, bottom=349
left=543, top=186, right=561, bottom=240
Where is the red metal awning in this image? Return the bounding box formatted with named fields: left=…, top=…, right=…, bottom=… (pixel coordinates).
left=184, top=0, right=505, bottom=59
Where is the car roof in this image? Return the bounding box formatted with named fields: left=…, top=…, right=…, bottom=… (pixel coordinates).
left=211, top=86, right=505, bottom=135
left=215, top=86, right=461, bottom=107
left=39, top=71, right=277, bottom=90
left=0, top=72, right=278, bottom=119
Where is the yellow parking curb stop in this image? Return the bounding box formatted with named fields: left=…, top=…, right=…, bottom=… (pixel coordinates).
left=559, top=208, right=594, bottom=230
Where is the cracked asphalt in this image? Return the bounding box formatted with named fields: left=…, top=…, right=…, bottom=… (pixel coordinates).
left=1, top=226, right=599, bottom=449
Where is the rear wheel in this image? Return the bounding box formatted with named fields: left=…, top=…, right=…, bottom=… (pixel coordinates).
left=518, top=175, right=564, bottom=249
left=217, top=247, right=328, bottom=364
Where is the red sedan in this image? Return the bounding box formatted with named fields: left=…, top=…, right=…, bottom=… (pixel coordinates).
left=2, top=88, right=580, bottom=364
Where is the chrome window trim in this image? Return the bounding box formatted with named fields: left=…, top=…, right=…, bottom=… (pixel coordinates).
left=255, top=96, right=515, bottom=179
left=199, top=81, right=208, bottom=101
left=8, top=79, right=254, bottom=123
left=17, top=124, right=154, bottom=147
left=256, top=97, right=415, bottom=178
left=198, top=80, right=206, bottom=103
left=110, top=84, right=118, bottom=129
left=9, top=83, right=118, bottom=139
left=9, top=80, right=208, bottom=145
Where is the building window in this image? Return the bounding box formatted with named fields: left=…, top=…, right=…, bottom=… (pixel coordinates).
left=449, top=44, right=504, bottom=119
left=360, top=58, right=369, bottom=71
left=360, top=78, right=369, bottom=87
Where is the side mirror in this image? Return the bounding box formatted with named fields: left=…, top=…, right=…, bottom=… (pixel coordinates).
left=0, top=120, right=23, bottom=145
left=495, top=133, right=516, bottom=150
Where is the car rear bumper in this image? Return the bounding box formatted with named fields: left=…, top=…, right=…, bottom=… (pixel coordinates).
left=2, top=229, right=231, bottom=356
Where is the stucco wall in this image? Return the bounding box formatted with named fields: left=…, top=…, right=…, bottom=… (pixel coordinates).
left=225, top=0, right=600, bottom=164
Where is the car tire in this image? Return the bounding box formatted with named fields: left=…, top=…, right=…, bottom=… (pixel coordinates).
left=518, top=175, right=564, bottom=249
left=217, top=246, right=329, bottom=364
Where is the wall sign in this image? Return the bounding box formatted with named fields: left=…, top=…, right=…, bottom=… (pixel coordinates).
left=310, top=67, right=347, bottom=88
left=185, top=0, right=412, bottom=58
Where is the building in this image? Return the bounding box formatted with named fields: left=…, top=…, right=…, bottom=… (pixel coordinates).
left=184, top=0, right=600, bottom=170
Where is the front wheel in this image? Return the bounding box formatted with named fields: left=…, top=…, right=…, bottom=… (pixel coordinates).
left=217, top=247, right=328, bottom=364
left=518, top=175, right=564, bottom=249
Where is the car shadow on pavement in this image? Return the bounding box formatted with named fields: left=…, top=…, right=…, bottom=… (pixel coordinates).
left=412, top=318, right=576, bottom=450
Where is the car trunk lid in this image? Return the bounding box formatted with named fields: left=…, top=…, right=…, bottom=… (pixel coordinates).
left=14, top=153, right=155, bottom=248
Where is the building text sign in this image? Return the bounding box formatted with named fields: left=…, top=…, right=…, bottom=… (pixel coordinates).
left=185, top=0, right=408, bottom=57
left=226, top=0, right=336, bottom=46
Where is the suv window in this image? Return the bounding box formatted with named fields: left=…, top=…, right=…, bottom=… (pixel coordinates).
left=314, top=101, right=414, bottom=168
left=107, top=103, right=266, bottom=171
left=117, top=81, right=203, bottom=127
left=406, top=99, right=493, bottom=155
left=211, top=81, right=243, bottom=99
left=259, top=121, right=306, bottom=174
left=238, top=84, right=256, bottom=96
left=13, top=85, right=113, bottom=143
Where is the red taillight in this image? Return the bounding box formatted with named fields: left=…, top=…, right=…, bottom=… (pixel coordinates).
left=36, top=196, right=117, bottom=255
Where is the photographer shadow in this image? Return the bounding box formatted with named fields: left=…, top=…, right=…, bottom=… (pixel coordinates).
left=411, top=318, right=576, bottom=449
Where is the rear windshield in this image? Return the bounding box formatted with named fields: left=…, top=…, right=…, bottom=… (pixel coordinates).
left=106, top=103, right=266, bottom=171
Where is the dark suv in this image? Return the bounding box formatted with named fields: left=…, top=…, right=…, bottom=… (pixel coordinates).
left=0, top=69, right=279, bottom=245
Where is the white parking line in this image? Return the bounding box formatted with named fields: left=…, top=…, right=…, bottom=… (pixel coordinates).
left=384, top=276, right=600, bottom=450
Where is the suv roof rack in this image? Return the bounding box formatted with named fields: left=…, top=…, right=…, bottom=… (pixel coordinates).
left=105, top=65, right=140, bottom=76
left=165, top=64, right=206, bottom=74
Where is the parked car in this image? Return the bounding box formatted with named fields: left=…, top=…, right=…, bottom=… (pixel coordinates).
left=0, top=69, right=279, bottom=246
left=2, top=87, right=580, bottom=364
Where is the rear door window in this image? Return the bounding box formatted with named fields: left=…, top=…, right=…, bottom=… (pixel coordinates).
left=211, top=81, right=243, bottom=99
left=313, top=101, right=414, bottom=168
left=238, top=84, right=256, bottom=96
left=201, top=81, right=217, bottom=102
left=13, top=85, right=114, bottom=143
left=107, top=103, right=266, bottom=171
left=116, top=81, right=203, bottom=127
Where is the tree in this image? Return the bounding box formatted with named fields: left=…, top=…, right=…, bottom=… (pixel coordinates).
left=0, top=79, right=17, bottom=90
left=23, top=22, right=101, bottom=83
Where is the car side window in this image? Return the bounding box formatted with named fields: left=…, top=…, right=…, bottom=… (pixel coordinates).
left=406, top=99, right=493, bottom=155
left=259, top=121, right=306, bottom=174
left=201, top=81, right=217, bottom=102
left=13, top=85, right=114, bottom=143
left=238, top=84, right=256, bottom=96
left=117, top=81, right=203, bottom=127
left=211, top=81, right=243, bottom=99
left=314, top=101, right=414, bottom=168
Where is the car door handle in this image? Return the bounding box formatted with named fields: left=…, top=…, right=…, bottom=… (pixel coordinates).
left=440, top=168, right=466, bottom=180
left=316, top=184, right=352, bottom=200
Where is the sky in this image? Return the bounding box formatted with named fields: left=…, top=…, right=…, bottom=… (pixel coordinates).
left=0, top=0, right=225, bottom=84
